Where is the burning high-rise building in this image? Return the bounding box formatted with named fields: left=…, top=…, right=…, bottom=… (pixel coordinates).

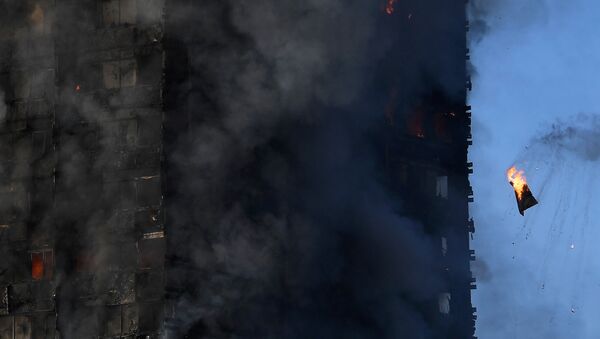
left=0, top=0, right=475, bottom=338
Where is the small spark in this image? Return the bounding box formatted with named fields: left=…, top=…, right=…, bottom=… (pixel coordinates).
left=570, top=244, right=575, bottom=249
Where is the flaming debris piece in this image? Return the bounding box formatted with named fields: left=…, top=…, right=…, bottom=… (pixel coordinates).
left=385, top=0, right=397, bottom=15
left=507, top=166, right=538, bottom=215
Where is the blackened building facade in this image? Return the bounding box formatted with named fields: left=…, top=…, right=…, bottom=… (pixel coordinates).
left=0, top=1, right=475, bottom=338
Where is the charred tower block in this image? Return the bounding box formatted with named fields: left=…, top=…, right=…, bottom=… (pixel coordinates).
left=382, top=2, right=476, bottom=338
left=0, top=0, right=475, bottom=339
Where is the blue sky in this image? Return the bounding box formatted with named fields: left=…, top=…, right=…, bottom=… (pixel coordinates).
left=470, top=0, right=600, bottom=337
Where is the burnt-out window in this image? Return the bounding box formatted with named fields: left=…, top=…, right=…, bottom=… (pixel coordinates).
left=0, top=224, right=8, bottom=243
left=120, top=181, right=137, bottom=209
left=102, top=0, right=137, bottom=26
left=438, top=293, right=451, bottom=314
left=10, top=69, right=53, bottom=101
left=14, top=315, right=32, bottom=338
left=6, top=102, right=27, bottom=131
left=30, top=249, right=53, bottom=281
left=31, top=131, right=47, bottom=159
left=76, top=253, right=96, bottom=273
left=137, top=115, right=162, bottom=146
left=137, top=54, right=162, bottom=86
left=103, top=181, right=137, bottom=209
left=30, top=69, right=54, bottom=99
left=12, top=71, right=31, bottom=100
left=135, top=208, right=161, bottom=234
left=104, top=119, right=137, bottom=148
left=397, top=163, right=408, bottom=186
left=138, top=238, right=165, bottom=269
left=137, top=0, right=164, bottom=24
left=104, top=305, right=122, bottom=336
left=441, top=237, right=448, bottom=256
left=0, top=251, right=14, bottom=285
left=103, top=59, right=137, bottom=89
left=31, top=313, right=56, bottom=338
left=136, top=176, right=161, bottom=207
left=436, top=175, right=448, bottom=199
left=138, top=302, right=162, bottom=332
left=0, top=316, right=12, bottom=337
left=0, top=183, right=28, bottom=222
left=0, top=286, right=7, bottom=315
left=122, top=303, right=138, bottom=334
left=11, top=250, right=29, bottom=283
left=136, top=271, right=163, bottom=300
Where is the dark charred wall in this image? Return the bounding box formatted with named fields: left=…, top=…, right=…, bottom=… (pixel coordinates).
left=0, top=1, right=58, bottom=338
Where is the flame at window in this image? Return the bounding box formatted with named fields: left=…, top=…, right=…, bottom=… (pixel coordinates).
left=385, top=0, right=397, bottom=15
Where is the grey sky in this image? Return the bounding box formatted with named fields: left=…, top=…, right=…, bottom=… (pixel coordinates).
left=470, top=0, right=600, bottom=338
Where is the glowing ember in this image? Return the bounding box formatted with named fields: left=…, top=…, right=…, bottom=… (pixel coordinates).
left=507, top=166, right=527, bottom=199
left=385, top=0, right=397, bottom=15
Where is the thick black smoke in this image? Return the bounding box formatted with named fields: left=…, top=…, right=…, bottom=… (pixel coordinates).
left=164, top=0, right=467, bottom=338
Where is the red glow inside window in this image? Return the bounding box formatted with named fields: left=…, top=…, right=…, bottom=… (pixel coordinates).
left=407, top=110, right=425, bottom=138
left=31, top=253, right=44, bottom=280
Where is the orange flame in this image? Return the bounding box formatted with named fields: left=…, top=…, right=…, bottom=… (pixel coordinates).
left=507, top=166, right=527, bottom=199
left=385, top=0, right=397, bottom=15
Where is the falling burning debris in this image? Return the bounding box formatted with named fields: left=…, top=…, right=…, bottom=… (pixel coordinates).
left=385, top=0, right=397, bottom=15
left=507, top=166, right=538, bottom=215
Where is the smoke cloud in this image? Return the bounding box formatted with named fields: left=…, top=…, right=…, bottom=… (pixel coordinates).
left=165, top=0, right=468, bottom=338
